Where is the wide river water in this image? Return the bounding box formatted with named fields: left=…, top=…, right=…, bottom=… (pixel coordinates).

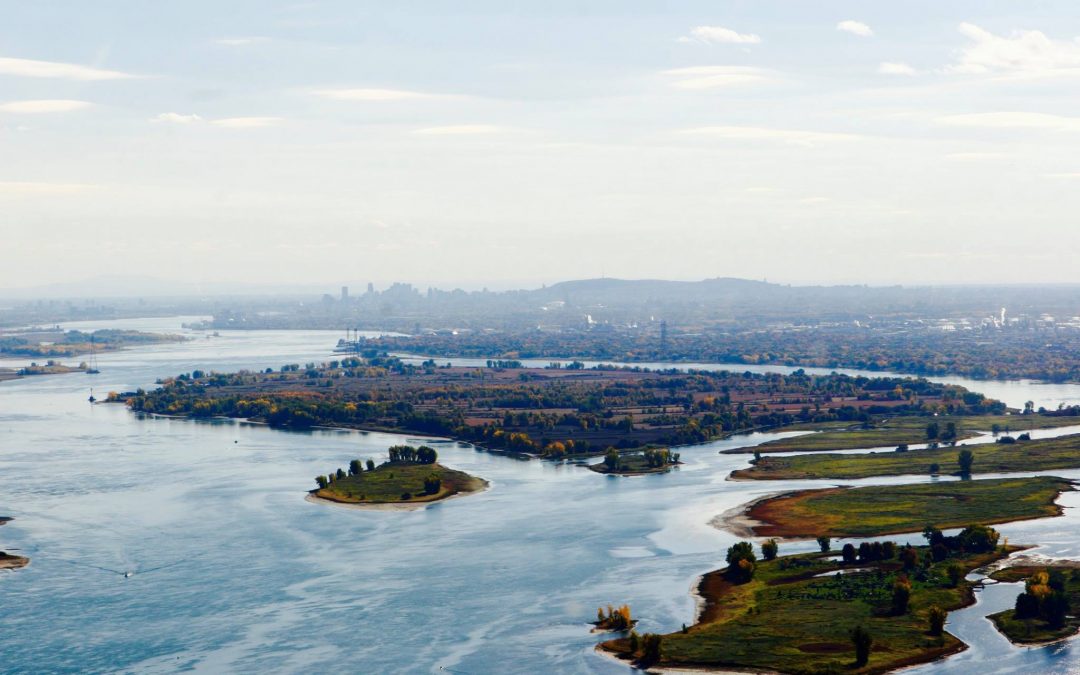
left=3, top=318, right=1080, bottom=674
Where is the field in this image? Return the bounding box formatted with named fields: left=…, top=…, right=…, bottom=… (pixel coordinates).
left=733, top=433, right=1080, bottom=481
left=313, top=462, right=486, bottom=505
left=601, top=544, right=1017, bottom=674
left=729, top=415, right=1080, bottom=454
left=745, top=477, right=1073, bottom=538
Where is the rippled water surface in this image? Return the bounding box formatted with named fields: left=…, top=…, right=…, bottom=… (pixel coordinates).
left=3, top=318, right=1080, bottom=673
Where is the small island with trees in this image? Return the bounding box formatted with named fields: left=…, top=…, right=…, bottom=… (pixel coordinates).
left=0, top=517, right=29, bottom=571
left=588, top=447, right=681, bottom=475
left=308, top=444, right=487, bottom=509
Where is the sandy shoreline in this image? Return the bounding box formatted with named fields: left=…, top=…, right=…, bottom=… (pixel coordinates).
left=305, top=479, right=490, bottom=512
left=709, top=491, right=794, bottom=538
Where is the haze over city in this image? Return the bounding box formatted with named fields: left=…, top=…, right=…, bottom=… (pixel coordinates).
left=5, top=1, right=1080, bottom=290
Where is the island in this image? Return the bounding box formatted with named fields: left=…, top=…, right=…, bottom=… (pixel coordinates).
left=736, top=477, right=1074, bottom=539
left=733, top=432, right=1080, bottom=481
left=308, top=445, right=487, bottom=509
left=0, top=328, right=185, bottom=359
left=120, top=355, right=1018, bottom=468
left=587, top=447, right=681, bottom=475
left=599, top=530, right=1020, bottom=673
left=987, top=563, right=1080, bottom=645
left=0, top=517, right=29, bottom=571
left=726, top=414, right=1080, bottom=454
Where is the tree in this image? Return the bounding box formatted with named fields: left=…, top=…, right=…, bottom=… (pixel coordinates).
left=349, top=459, right=363, bottom=476
left=842, top=543, right=857, bottom=564
left=1014, top=591, right=1040, bottom=619
left=851, top=625, right=873, bottom=667
left=957, top=524, right=999, bottom=553
left=628, top=631, right=640, bottom=653
left=726, top=542, right=756, bottom=582
left=335, top=468, right=346, bottom=480
left=641, top=633, right=663, bottom=663
left=928, top=606, right=946, bottom=636
left=762, top=539, right=778, bottom=561
left=817, top=536, right=831, bottom=553
left=892, top=579, right=912, bottom=615
left=423, top=473, right=442, bottom=495
left=958, top=449, right=974, bottom=476
left=947, top=563, right=964, bottom=587
left=315, top=475, right=328, bottom=489
left=417, top=445, right=438, bottom=464
left=604, top=447, right=620, bottom=470
left=366, top=458, right=376, bottom=471
left=926, top=421, right=939, bottom=440
left=1046, top=591, right=1070, bottom=629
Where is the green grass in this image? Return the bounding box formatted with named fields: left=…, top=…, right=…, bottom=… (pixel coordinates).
left=747, top=477, right=1073, bottom=539
left=601, top=545, right=1017, bottom=674
left=733, top=415, right=1080, bottom=454
left=314, top=462, right=486, bottom=504
left=987, top=565, right=1080, bottom=644
left=734, top=433, right=1080, bottom=481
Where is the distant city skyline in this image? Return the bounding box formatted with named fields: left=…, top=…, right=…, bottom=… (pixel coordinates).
left=5, top=2, right=1080, bottom=288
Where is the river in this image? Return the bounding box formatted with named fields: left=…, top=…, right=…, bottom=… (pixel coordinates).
left=2, top=318, right=1080, bottom=673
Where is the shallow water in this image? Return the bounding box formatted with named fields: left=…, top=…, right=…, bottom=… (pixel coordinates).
left=3, top=319, right=1080, bottom=673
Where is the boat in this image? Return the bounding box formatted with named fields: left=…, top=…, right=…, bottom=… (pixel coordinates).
left=88, top=389, right=96, bottom=403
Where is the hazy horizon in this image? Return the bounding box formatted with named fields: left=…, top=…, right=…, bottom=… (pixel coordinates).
left=5, top=2, right=1080, bottom=288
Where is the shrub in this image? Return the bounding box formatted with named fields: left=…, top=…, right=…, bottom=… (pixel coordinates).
left=928, top=606, right=946, bottom=636
left=851, top=625, right=873, bottom=666
left=817, top=536, right=830, bottom=552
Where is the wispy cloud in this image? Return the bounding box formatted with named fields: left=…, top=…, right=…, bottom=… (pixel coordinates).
left=945, top=152, right=1008, bottom=161
left=837, top=20, right=873, bottom=38
left=211, top=116, right=283, bottom=128
left=0, top=181, right=98, bottom=195
left=412, top=125, right=513, bottom=135
left=663, top=66, right=777, bottom=89
left=681, top=125, right=861, bottom=146
left=311, top=88, right=435, bottom=101
left=152, top=112, right=203, bottom=124
left=938, top=111, right=1080, bottom=131
left=878, top=62, right=917, bottom=76
left=0, top=56, right=137, bottom=80
left=215, top=37, right=269, bottom=46
left=948, top=23, right=1080, bottom=77
left=677, top=26, right=761, bottom=45
left=0, top=99, right=93, bottom=113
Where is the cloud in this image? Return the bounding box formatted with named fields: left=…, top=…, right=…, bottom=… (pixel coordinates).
left=800, top=196, right=831, bottom=204
left=948, top=23, right=1080, bottom=77
left=663, top=66, right=776, bottom=89
left=837, top=20, right=873, bottom=37
left=878, top=62, right=917, bottom=76
left=311, top=88, right=434, bottom=101
left=215, top=37, right=269, bottom=46
left=0, top=181, right=98, bottom=195
left=677, top=26, right=761, bottom=45
left=152, top=112, right=203, bottom=124
left=0, top=99, right=93, bottom=113
left=211, top=116, right=283, bottom=128
left=681, top=125, right=861, bottom=146
left=0, top=56, right=137, bottom=80
left=937, top=111, right=1080, bottom=131
left=412, top=125, right=512, bottom=135
left=1044, top=172, right=1080, bottom=179
left=945, top=152, right=1008, bottom=161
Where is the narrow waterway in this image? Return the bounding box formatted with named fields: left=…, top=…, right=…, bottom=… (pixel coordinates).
left=2, top=319, right=1079, bottom=673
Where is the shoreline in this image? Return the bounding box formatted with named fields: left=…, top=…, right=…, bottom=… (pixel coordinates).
left=708, top=491, right=793, bottom=539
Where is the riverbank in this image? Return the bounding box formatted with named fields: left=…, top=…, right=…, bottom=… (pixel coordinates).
left=599, top=544, right=1020, bottom=674
left=743, top=477, right=1074, bottom=539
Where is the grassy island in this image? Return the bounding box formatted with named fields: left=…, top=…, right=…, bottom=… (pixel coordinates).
left=733, top=432, right=1080, bottom=481
left=743, top=477, right=1073, bottom=539
left=588, top=448, right=681, bottom=475
left=987, top=564, right=1080, bottom=645
left=600, top=534, right=1020, bottom=674
left=729, top=414, right=1080, bottom=454
left=310, top=445, right=486, bottom=507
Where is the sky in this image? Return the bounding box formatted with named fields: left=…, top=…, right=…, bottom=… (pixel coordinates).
left=3, top=1, right=1080, bottom=291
